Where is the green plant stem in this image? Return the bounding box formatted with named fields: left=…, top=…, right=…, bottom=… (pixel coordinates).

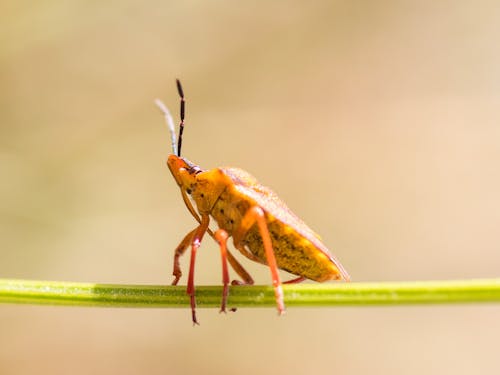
left=0, top=278, right=499, bottom=308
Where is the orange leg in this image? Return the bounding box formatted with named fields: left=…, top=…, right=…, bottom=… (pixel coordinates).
left=233, top=206, right=285, bottom=315
left=180, top=195, right=256, bottom=288
left=208, top=230, right=254, bottom=286
left=283, top=276, right=306, bottom=284
left=214, top=229, right=231, bottom=313
left=226, top=249, right=255, bottom=286
left=186, top=214, right=210, bottom=325
left=171, top=228, right=197, bottom=285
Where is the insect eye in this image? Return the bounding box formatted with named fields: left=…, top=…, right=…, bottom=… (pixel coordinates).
left=188, top=166, right=202, bottom=175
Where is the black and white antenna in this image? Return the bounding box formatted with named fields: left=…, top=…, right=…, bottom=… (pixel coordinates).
left=155, top=79, right=187, bottom=157
left=154, top=98, right=177, bottom=155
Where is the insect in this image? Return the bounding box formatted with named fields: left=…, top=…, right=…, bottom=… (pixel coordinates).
left=155, top=80, right=350, bottom=324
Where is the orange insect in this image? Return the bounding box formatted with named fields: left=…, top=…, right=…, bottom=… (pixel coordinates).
left=155, top=80, right=350, bottom=324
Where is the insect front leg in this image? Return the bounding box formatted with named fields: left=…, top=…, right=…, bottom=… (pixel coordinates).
left=232, top=206, right=285, bottom=315
left=186, top=214, right=210, bottom=325
left=171, top=228, right=197, bottom=285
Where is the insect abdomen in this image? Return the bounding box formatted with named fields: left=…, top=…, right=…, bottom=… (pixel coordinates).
left=242, top=216, right=342, bottom=282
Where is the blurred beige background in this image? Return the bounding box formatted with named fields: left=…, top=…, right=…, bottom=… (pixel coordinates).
left=1, top=1, right=500, bottom=374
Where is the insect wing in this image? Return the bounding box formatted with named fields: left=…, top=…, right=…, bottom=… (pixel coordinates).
left=221, top=167, right=349, bottom=280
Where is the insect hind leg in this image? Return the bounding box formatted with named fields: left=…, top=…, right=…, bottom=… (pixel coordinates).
left=283, top=276, right=306, bottom=284
left=233, top=206, right=285, bottom=315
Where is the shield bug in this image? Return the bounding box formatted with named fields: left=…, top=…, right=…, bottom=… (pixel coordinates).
left=155, top=80, right=350, bottom=324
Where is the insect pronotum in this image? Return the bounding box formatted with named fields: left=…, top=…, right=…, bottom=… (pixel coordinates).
left=156, top=80, right=350, bottom=324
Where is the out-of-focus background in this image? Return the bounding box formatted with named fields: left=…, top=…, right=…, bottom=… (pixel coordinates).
left=1, top=2, right=500, bottom=374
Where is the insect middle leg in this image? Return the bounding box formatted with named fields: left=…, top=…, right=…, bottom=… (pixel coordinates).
left=214, top=229, right=231, bottom=313
left=233, top=206, right=285, bottom=315
left=226, top=250, right=254, bottom=286
left=214, top=229, right=258, bottom=313
left=184, top=214, right=210, bottom=325
left=206, top=229, right=254, bottom=286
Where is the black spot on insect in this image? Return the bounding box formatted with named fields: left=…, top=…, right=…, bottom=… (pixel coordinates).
left=220, top=209, right=224, bottom=214
left=200, top=193, right=204, bottom=198
left=230, top=219, right=234, bottom=224
left=186, top=188, right=192, bottom=194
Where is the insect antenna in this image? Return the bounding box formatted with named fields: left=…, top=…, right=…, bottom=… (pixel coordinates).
left=176, top=79, right=185, bottom=157
left=154, top=98, right=177, bottom=156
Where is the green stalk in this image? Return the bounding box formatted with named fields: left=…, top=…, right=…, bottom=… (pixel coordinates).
left=0, top=278, right=499, bottom=308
